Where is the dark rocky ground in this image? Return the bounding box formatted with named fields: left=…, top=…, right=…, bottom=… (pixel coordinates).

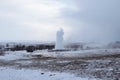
left=0, top=53, right=120, bottom=80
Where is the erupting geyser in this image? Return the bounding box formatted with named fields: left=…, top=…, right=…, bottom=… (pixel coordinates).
left=55, top=28, right=64, bottom=50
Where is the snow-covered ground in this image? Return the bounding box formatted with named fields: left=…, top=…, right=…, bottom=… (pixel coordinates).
left=32, top=49, right=120, bottom=58
left=0, top=49, right=120, bottom=61
left=0, top=50, right=101, bottom=80
left=0, top=67, right=97, bottom=80
left=0, top=49, right=119, bottom=80
left=0, top=51, right=29, bottom=61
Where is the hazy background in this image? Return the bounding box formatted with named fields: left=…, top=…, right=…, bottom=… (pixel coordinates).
left=0, top=0, right=120, bottom=43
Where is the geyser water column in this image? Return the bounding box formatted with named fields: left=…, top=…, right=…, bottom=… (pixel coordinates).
left=55, top=28, right=64, bottom=50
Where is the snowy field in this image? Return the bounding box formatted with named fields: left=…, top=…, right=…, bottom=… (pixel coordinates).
left=0, top=49, right=120, bottom=80
left=0, top=50, right=100, bottom=80
left=0, top=67, right=95, bottom=80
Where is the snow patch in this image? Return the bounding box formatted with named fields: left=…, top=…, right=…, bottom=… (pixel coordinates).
left=0, top=51, right=28, bottom=60
left=0, top=67, right=97, bottom=80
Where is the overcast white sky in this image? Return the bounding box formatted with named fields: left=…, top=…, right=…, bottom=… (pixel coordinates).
left=0, top=0, right=120, bottom=43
